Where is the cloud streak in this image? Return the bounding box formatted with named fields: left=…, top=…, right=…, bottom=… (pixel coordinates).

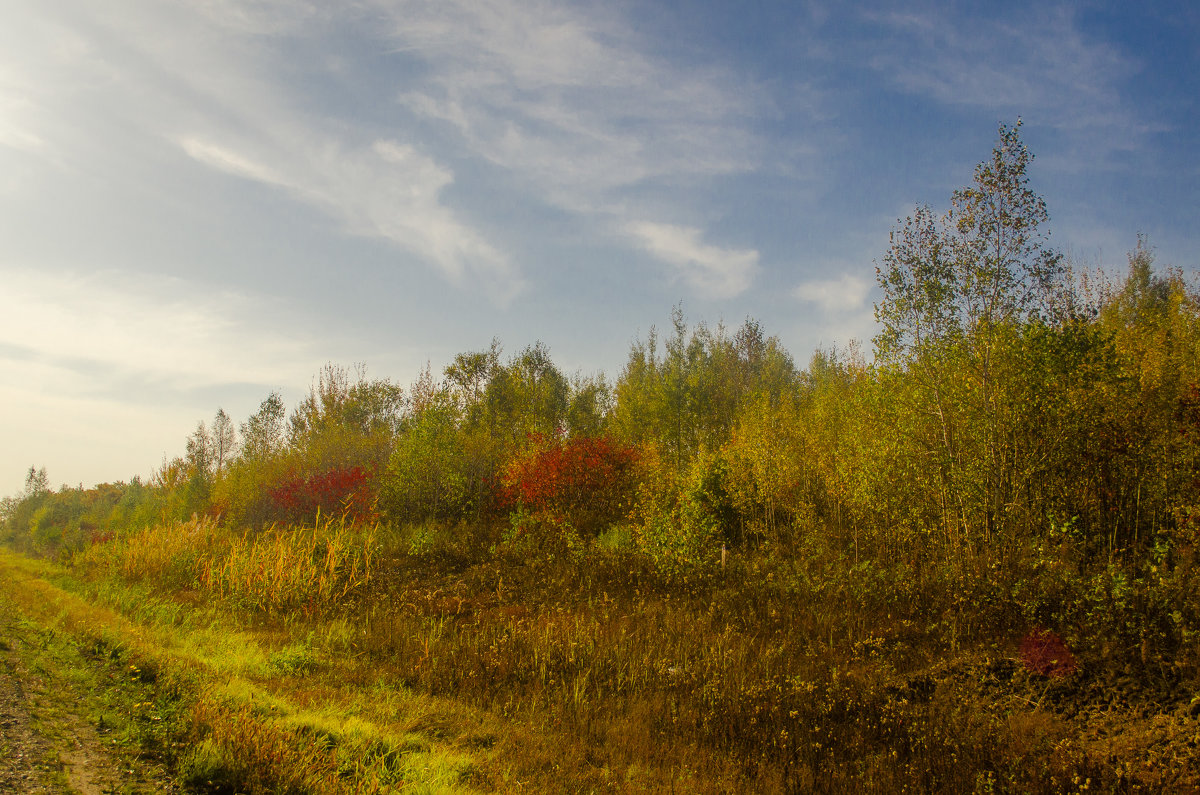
left=380, top=0, right=777, bottom=292
left=3, top=0, right=789, bottom=299
left=864, top=6, right=1155, bottom=161
left=389, top=0, right=765, bottom=206
left=0, top=269, right=315, bottom=393
left=2, top=0, right=519, bottom=297
left=628, top=222, right=760, bottom=299
left=793, top=273, right=872, bottom=313
left=178, top=132, right=519, bottom=297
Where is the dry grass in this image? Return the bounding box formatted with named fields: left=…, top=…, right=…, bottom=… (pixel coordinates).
left=76, top=514, right=376, bottom=617
left=196, top=520, right=375, bottom=615
left=14, top=520, right=1200, bottom=792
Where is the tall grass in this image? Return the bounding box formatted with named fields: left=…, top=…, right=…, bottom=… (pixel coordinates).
left=197, top=520, right=374, bottom=615
left=76, top=514, right=376, bottom=617
left=1, top=546, right=485, bottom=795
left=329, top=537, right=1200, bottom=793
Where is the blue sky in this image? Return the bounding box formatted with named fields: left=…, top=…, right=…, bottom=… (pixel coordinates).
left=1, top=0, right=1197, bottom=493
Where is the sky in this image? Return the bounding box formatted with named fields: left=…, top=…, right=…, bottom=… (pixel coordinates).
left=1, top=1, right=1197, bottom=494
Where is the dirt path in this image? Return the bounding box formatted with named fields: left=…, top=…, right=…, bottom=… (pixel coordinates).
left=0, top=598, right=180, bottom=794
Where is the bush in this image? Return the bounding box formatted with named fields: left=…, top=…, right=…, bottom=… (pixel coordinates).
left=499, top=433, right=639, bottom=538
left=266, top=465, right=379, bottom=527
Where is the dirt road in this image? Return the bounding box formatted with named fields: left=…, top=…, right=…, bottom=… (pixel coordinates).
left=0, top=596, right=179, bottom=794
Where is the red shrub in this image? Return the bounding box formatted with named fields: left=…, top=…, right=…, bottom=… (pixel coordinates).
left=267, top=465, right=379, bottom=526
left=500, top=434, right=639, bottom=536
left=1020, top=629, right=1076, bottom=678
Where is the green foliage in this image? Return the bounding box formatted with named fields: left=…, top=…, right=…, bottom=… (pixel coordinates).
left=288, top=363, right=405, bottom=473
left=239, top=392, right=286, bottom=462
left=613, top=308, right=796, bottom=474
left=500, top=504, right=585, bottom=566
left=482, top=341, right=570, bottom=448
left=565, top=372, right=612, bottom=437
left=629, top=442, right=723, bottom=579
left=722, top=392, right=811, bottom=546
left=382, top=395, right=470, bottom=525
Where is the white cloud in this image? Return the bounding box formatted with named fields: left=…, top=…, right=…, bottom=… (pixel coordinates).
left=0, top=268, right=314, bottom=391
left=180, top=137, right=281, bottom=185
left=793, top=273, right=872, bottom=312
left=3, top=0, right=519, bottom=298
left=2, top=0, right=792, bottom=302
left=0, top=43, right=58, bottom=160
left=178, top=132, right=519, bottom=297
left=628, top=221, right=759, bottom=299
left=0, top=102, right=45, bottom=154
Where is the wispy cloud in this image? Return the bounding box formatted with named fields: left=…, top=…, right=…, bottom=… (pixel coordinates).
left=0, top=97, right=46, bottom=155
left=180, top=137, right=281, bottom=185
left=793, top=273, right=872, bottom=312
left=2, top=0, right=519, bottom=298
left=388, top=0, right=765, bottom=208
left=379, top=0, right=780, bottom=292
left=178, top=132, right=519, bottom=297
left=0, top=269, right=315, bottom=393
left=3, top=0, right=791, bottom=300
left=864, top=6, right=1154, bottom=161
left=628, top=222, right=760, bottom=299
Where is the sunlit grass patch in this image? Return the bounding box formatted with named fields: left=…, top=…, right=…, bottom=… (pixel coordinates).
left=268, top=634, right=320, bottom=675
left=0, top=547, right=490, bottom=794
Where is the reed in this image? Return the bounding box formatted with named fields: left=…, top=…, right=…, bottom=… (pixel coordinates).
left=196, top=518, right=375, bottom=616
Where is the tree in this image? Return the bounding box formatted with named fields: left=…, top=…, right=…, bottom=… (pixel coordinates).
left=184, top=421, right=215, bottom=513
left=483, top=342, right=569, bottom=448
left=185, top=422, right=213, bottom=481
left=288, top=363, right=405, bottom=471
left=445, top=340, right=501, bottom=422
left=212, top=408, right=237, bottom=477
left=24, top=466, right=50, bottom=497
left=722, top=393, right=808, bottom=544
left=613, top=309, right=796, bottom=474
left=874, top=205, right=960, bottom=365
left=384, top=387, right=471, bottom=525
left=1090, top=239, right=1200, bottom=550
left=873, top=119, right=1069, bottom=549
left=566, top=373, right=613, bottom=437
left=947, top=119, right=1066, bottom=333
left=875, top=119, right=1066, bottom=360
left=240, top=392, right=286, bottom=461
left=214, top=392, right=288, bottom=527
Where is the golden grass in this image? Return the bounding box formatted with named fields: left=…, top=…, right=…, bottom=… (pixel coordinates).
left=76, top=514, right=376, bottom=616
left=196, top=520, right=374, bottom=615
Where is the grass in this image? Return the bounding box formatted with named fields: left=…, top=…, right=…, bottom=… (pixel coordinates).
left=0, top=545, right=492, bottom=794
left=3, top=517, right=1198, bottom=792
left=74, top=514, right=376, bottom=617
left=0, top=585, right=179, bottom=792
